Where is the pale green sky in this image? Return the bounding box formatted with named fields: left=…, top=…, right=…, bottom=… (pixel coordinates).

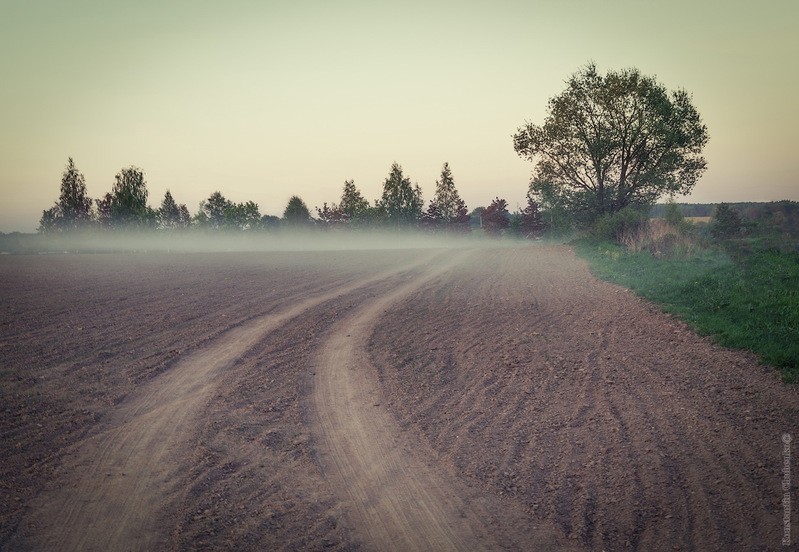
left=1, top=0, right=797, bottom=231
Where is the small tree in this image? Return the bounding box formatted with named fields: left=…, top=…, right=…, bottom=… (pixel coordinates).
left=378, top=163, right=423, bottom=226
left=431, top=163, right=466, bottom=223
left=158, top=190, right=181, bottom=229
left=110, top=166, right=153, bottom=227
left=200, top=191, right=230, bottom=229
left=482, top=197, right=510, bottom=236
left=340, top=180, right=370, bottom=219
left=58, top=157, right=93, bottom=229
left=663, top=198, right=684, bottom=226
left=38, top=158, right=93, bottom=232
left=711, top=203, right=742, bottom=239
left=38, top=206, right=60, bottom=233
left=520, top=194, right=547, bottom=238
left=283, top=195, right=312, bottom=225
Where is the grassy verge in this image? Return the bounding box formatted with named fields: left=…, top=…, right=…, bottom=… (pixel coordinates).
left=574, top=240, right=799, bottom=383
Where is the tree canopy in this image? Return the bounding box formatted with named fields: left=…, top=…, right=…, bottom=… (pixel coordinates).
left=514, top=63, right=708, bottom=222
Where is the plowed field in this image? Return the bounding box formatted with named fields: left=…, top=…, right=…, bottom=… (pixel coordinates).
left=1, top=246, right=795, bottom=551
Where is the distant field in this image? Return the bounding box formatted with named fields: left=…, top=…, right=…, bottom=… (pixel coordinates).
left=685, top=216, right=712, bottom=223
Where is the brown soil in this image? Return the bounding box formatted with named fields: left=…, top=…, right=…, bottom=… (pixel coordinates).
left=370, top=245, right=799, bottom=551
left=1, top=246, right=796, bottom=551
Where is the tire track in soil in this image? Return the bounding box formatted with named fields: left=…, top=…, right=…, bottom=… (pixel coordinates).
left=20, top=253, right=442, bottom=552
left=310, top=250, right=577, bottom=552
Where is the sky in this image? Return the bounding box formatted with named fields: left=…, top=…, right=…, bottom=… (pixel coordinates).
left=1, top=0, right=797, bottom=232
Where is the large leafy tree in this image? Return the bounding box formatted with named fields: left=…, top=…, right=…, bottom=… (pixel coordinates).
left=514, top=63, right=708, bottom=221
left=378, top=163, right=423, bottom=226
left=38, top=157, right=93, bottom=232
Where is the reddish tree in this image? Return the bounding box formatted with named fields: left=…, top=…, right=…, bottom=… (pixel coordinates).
left=482, top=197, right=510, bottom=236
left=520, top=195, right=547, bottom=238
left=449, top=197, right=471, bottom=233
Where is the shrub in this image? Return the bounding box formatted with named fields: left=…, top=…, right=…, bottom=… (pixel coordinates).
left=591, top=206, right=649, bottom=243
left=710, top=203, right=743, bottom=239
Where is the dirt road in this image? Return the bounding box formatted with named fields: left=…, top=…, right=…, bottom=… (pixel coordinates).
left=17, top=252, right=447, bottom=551
left=2, top=246, right=796, bottom=551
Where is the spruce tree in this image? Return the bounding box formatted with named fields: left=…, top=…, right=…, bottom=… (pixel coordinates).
left=58, top=157, right=93, bottom=229
left=432, top=162, right=465, bottom=222
left=159, top=190, right=180, bottom=228
left=38, top=157, right=93, bottom=232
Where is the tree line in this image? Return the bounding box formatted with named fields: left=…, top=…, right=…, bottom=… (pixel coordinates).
left=39, top=63, right=713, bottom=239
left=39, top=159, right=547, bottom=238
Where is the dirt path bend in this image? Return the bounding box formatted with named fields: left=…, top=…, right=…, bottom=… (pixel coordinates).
left=311, top=250, right=575, bottom=551
left=23, top=253, right=441, bottom=552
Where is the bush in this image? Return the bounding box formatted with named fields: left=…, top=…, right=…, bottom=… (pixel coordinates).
left=591, top=207, right=649, bottom=243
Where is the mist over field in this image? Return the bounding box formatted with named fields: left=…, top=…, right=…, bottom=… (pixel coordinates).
left=0, top=228, right=520, bottom=255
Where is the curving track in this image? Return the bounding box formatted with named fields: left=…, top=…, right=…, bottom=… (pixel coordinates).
left=310, top=251, right=571, bottom=551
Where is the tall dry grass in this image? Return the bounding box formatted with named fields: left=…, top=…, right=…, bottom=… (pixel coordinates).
left=619, top=218, right=702, bottom=257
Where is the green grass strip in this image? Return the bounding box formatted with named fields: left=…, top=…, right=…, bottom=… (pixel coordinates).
left=574, top=240, right=799, bottom=383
